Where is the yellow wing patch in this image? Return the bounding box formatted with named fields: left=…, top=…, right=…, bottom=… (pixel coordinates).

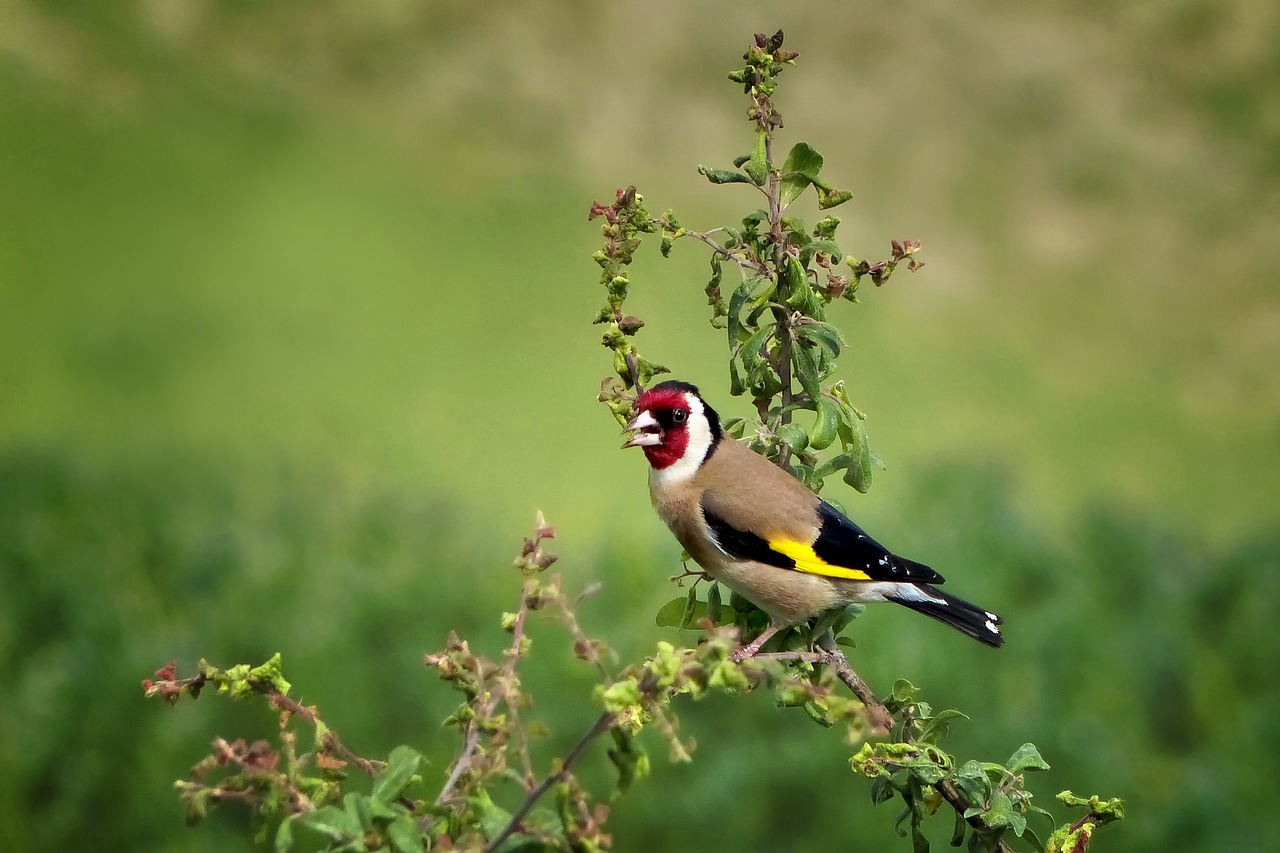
left=767, top=539, right=872, bottom=581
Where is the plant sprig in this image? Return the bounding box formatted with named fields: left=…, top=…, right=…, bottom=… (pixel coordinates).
left=588, top=29, right=1123, bottom=853
left=592, top=29, right=922, bottom=493
left=145, top=29, right=1123, bottom=853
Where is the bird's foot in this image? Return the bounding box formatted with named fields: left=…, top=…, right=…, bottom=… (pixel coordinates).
left=730, top=625, right=784, bottom=662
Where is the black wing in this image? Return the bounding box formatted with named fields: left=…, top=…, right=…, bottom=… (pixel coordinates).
left=702, top=497, right=945, bottom=584
left=811, top=501, right=945, bottom=583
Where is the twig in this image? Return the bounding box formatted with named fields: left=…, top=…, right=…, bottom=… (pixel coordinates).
left=761, top=131, right=796, bottom=468
left=435, top=728, right=481, bottom=807
left=436, top=583, right=534, bottom=806
left=252, top=686, right=380, bottom=778
left=758, top=644, right=1012, bottom=849
left=758, top=638, right=1015, bottom=850
left=552, top=587, right=615, bottom=682
left=934, top=779, right=1017, bottom=853
left=756, top=637, right=894, bottom=733
left=484, top=711, right=617, bottom=852
left=671, top=226, right=769, bottom=275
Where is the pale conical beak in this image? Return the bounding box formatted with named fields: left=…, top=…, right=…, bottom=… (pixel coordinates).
left=622, top=410, right=662, bottom=448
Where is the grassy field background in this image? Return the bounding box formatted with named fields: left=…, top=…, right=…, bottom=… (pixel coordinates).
left=2, top=2, right=1278, bottom=851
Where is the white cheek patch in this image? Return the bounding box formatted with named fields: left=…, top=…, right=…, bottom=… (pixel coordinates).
left=650, top=395, right=714, bottom=488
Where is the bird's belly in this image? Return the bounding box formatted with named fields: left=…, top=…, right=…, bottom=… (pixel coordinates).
left=701, top=559, right=846, bottom=627
left=650, top=488, right=844, bottom=626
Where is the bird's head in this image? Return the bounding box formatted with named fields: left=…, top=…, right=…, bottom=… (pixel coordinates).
left=622, top=380, right=722, bottom=474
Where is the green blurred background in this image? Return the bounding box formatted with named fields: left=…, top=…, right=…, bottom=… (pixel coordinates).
left=2, top=2, right=1278, bottom=851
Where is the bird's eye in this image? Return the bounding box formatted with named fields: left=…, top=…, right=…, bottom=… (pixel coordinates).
left=671, top=408, right=688, bottom=425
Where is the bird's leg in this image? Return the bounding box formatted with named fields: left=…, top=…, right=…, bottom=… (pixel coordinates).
left=730, top=624, right=785, bottom=662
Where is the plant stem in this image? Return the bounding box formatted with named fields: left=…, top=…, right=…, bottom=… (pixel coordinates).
left=759, top=636, right=894, bottom=732
left=251, top=683, right=380, bottom=778
left=758, top=636, right=1016, bottom=850
left=933, top=779, right=1017, bottom=853
left=672, top=226, right=768, bottom=275
left=484, top=711, right=617, bottom=852
left=763, top=132, right=795, bottom=468
left=436, top=584, right=534, bottom=807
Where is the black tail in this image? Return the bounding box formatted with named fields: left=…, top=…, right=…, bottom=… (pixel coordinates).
left=889, top=585, right=1004, bottom=648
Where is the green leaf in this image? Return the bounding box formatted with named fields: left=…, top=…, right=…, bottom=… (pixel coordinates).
left=870, top=776, right=896, bottom=805
left=785, top=143, right=824, bottom=178
left=813, top=215, right=841, bottom=239
left=654, top=596, right=735, bottom=628
left=707, top=582, right=723, bottom=624
left=912, top=825, right=931, bottom=853
left=366, top=798, right=400, bottom=822
left=727, top=284, right=749, bottom=343
left=891, top=679, right=919, bottom=704
left=792, top=343, right=824, bottom=403
left=346, top=792, right=372, bottom=831
left=729, top=359, right=746, bottom=396
left=655, top=597, right=690, bottom=628
left=951, top=810, right=967, bottom=848
left=950, top=760, right=993, bottom=805
left=780, top=255, right=807, bottom=301
left=898, top=745, right=950, bottom=785
left=728, top=276, right=773, bottom=343
left=800, top=239, right=843, bottom=267
left=809, top=396, right=840, bottom=450
left=387, top=815, right=425, bottom=853
left=779, top=142, right=824, bottom=207
left=786, top=276, right=823, bottom=317
left=739, top=324, right=776, bottom=373
left=469, top=790, right=516, bottom=844
left=698, top=165, right=752, bottom=185
left=275, top=815, right=297, bottom=853
left=608, top=728, right=651, bottom=795
left=780, top=216, right=810, bottom=238
left=796, top=321, right=845, bottom=359
left=812, top=451, right=855, bottom=480
left=916, top=708, right=969, bottom=746
left=1056, top=790, right=1126, bottom=820
left=817, top=186, right=854, bottom=209
left=372, top=746, right=423, bottom=804
left=777, top=423, right=810, bottom=454
left=1006, top=743, right=1050, bottom=774
left=744, top=130, right=769, bottom=185
left=982, top=792, right=1015, bottom=830
left=1029, top=804, right=1056, bottom=825
left=299, top=805, right=361, bottom=843
left=841, top=412, right=873, bottom=493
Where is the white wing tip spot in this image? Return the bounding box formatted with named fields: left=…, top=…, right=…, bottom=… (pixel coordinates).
left=984, top=619, right=1000, bottom=635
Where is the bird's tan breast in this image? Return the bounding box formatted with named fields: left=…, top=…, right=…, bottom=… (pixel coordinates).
left=648, top=472, right=720, bottom=567
left=647, top=438, right=843, bottom=625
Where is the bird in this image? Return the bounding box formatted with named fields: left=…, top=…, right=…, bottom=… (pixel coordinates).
left=622, top=379, right=1003, bottom=659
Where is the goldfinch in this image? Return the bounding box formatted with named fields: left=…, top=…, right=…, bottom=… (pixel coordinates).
left=623, top=380, right=1003, bottom=658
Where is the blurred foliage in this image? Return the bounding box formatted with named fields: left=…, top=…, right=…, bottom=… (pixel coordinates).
left=3, top=454, right=1279, bottom=851
left=1, top=2, right=1279, bottom=852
